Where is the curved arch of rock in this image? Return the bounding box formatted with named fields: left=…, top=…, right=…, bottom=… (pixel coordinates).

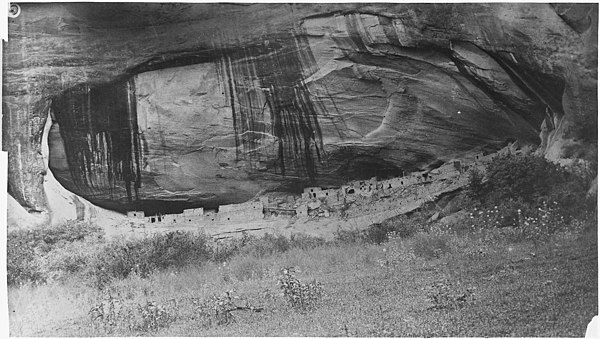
left=3, top=3, right=596, bottom=225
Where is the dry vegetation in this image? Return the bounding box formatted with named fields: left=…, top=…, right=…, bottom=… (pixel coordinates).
left=7, top=154, right=598, bottom=336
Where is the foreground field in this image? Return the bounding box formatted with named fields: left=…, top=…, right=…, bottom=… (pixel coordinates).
left=8, top=154, right=597, bottom=336
left=8, top=224, right=597, bottom=337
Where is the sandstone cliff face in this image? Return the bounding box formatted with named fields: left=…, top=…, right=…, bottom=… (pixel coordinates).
left=3, top=3, right=597, bottom=218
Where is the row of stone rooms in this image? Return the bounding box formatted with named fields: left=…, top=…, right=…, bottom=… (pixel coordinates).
left=128, top=200, right=264, bottom=225
left=127, top=145, right=521, bottom=226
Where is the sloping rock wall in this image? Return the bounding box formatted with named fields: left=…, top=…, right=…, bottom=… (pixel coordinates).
left=3, top=3, right=597, bottom=221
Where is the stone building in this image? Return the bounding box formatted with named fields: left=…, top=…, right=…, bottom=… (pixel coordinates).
left=127, top=210, right=145, bottom=218
left=295, top=204, right=308, bottom=218
left=204, top=209, right=218, bottom=222
left=219, top=201, right=263, bottom=222
left=302, top=187, right=323, bottom=199
left=183, top=207, right=204, bottom=216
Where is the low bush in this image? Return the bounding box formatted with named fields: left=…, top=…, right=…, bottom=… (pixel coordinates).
left=334, top=214, right=426, bottom=246
left=364, top=214, right=424, bottom=244
left=7, top=221, right=103, bottom=286
left=469, top=154, right=592, bottom=209
left=363, top=224, right=392, bottom=244
left=467, top=169, right=485, bottom=202
left=136, top=301, right=176, bottom=332
left=211, top=236, right=248, bottom=263
left=333, top=229, right=363, bottom=244
left=464, top=153, right=595, bottom=240
left=10, top=221, right=102, bottom=254
left=89, top=293, right=177, bottom=333
left=9, top=226, right=331, bottom=289
left=277, top=267, right=323, bottom=312
left=7, top=233, right=46, bottom=286
left=88, top=231, right=212, bottom=288
left=194, top=292, right=238, bottom=327
left=38, top=238, right=104, bottom=282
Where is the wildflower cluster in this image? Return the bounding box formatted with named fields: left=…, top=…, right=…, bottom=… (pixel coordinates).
left=427, top=223, right=454, bottom=237
left=277, top=267, right=323, bottom=312
left=89, top=292, right=176, bottom=333
left=468, top=197, right=572, bottom=239
left=194, top=291, right=238, bottom=326
left=464, top=153, right=594, bottom=240
left=137, top=301, right=175, bottom=331
left=89, top=292, right=125, bottom=328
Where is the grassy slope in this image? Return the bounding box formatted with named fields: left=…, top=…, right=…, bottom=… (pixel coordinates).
left=8, top=227, right=597, bottom=337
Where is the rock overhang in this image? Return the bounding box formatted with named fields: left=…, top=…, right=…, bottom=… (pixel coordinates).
left=3, top=3, right=596, bottom=216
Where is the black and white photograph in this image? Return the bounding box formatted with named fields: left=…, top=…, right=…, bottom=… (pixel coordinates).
left=3, top=2, right=598, bottom=336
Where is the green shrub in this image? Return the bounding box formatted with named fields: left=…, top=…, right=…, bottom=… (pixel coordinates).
left=466, top=154, right=595, bottom=228
left=39, top=238, right=104, bottom=282
left=474, top=154, right=570, bottom=204
left=7, top=232, right=45, bottom=285
left=363, top=223, right=392, bottom=244
left=88, top=231, right=212, bottom=288
left=136, top=301, right=176, bottom=332
left=40, top=221, right=103, bottom=248
left=467, top=169, right=485, bottom=202
left=194, top=292, right=238, bottom=326
left=7, top=221, right=103, bottom=286
left=89, top=293, right=176, bottom=333
left=333, top=229, right=363, bottom=244
left=363, top=215, right=424, bottom=244
left=210, top=236, right=248, bottom=263
left=8, top=227, right=331, bottom=288
left=277, top=267, right=323, bottom=312
left=387, top=214, right=424, bottom=238
left=145, top=231, right=212, bottom=268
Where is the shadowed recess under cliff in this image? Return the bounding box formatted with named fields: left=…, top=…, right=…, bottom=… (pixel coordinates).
left=50, top=80, right=143, bottom=202
left=215, top=34, right=325, bottom=181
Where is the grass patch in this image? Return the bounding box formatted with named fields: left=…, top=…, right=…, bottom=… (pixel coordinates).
left=7, top=226, right=328, bottom=289
left=8, top=222, right=596, bottom=337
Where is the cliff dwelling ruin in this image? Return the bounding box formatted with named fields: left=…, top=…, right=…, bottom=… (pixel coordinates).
left=2, top=3, right=596, bottom=237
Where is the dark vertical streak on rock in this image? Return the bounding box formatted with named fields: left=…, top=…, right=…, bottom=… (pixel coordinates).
left=379, top=16, right=400, bottom=44
left=492, top=53, right=564, bottom=118
left=127, top=78, right=142, bottom=200
left=227, top=56, right=241, bottom=159
left=51, top=79, right=143, bottom=202
left=345, top=14, right=369, bottom=53
left=215, top=33, right=325, bottom=181
left=450, top=51, right=547, bottom=129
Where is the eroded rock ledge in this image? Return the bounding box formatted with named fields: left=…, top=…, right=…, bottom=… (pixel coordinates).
left=3, top=3, right=597, bottom=222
